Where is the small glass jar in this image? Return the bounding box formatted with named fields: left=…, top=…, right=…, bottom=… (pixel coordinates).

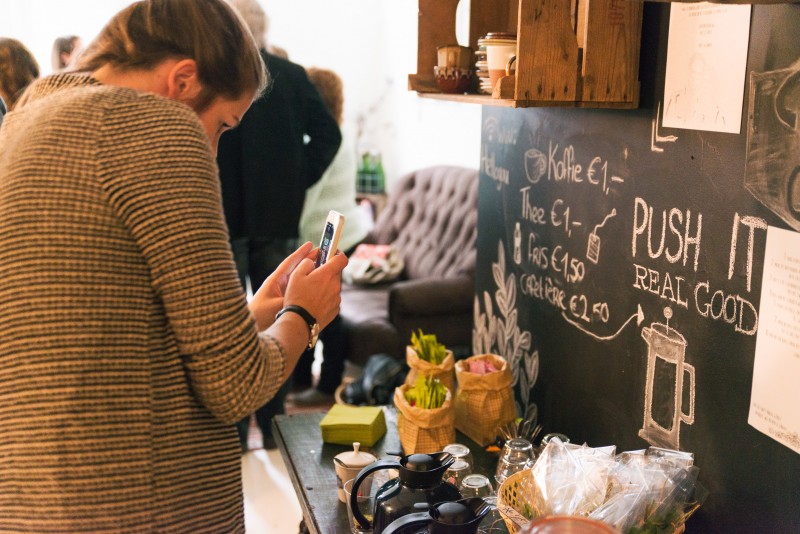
left=537, top=433, right=570, bottom=457
left=495, top=437, right=534, bottom=485
left=443, top=443, right=474, bottom=471
left=460, top=473, right=494, bottom=498
left=443, top=458, right=472, bottom=489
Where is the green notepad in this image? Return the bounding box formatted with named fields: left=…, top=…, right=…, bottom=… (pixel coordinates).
left=319, top=404, right=387, bottom=447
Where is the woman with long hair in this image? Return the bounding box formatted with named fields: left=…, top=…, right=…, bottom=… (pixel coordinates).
left=0, top=0, right=346, bottom=531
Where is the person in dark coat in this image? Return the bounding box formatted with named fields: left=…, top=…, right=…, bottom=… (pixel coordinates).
left=217, top=0, right=342, bottom=450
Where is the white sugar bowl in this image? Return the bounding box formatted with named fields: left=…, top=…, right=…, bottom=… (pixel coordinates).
left=333, top=442, right=377, bottom=503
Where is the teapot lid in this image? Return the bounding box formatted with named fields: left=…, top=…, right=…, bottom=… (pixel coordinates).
left=433, top=502, right=470, bottom=525
left=404, top=453, right=442, bottom=472
left=335, top=442, right=377, bottom=468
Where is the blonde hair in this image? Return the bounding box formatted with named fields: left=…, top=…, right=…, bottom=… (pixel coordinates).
left=0, top=38, right=40, bottom=110
left=306, top=67, right=343, bottom=125
left=75, top=0, right=267, bottom=111
left=226, top=0, right=268, bottom=50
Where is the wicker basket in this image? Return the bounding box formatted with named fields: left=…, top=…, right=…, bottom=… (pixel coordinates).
left=497, top=470, right=536, bottom=534
left=334, top=377, right=355, bottom=405
left=497, top=469, right=687, bottom=534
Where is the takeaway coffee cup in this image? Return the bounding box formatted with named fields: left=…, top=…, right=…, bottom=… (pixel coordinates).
left=485, top=39, right=517, bottom=90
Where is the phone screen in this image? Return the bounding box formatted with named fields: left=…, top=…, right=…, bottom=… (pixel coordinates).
left=316, top=221, right=335, bottom=268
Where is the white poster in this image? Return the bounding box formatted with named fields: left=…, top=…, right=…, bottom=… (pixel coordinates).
left=748, top=226, right=800, bottom=455
left=663, top=2, right=751, bottom=133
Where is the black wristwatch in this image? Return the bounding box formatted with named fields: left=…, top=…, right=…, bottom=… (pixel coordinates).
left=275, top=305, right=320, bottom=349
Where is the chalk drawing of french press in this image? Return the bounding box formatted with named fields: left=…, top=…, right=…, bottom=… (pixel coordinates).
left=640, top=307, right=695, bottom=450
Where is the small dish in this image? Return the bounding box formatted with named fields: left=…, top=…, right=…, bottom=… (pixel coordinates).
left=434, top=66, right=474, bottom=94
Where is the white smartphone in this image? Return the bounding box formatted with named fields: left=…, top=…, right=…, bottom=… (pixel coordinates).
left=315, top=210, right=345, bottom=267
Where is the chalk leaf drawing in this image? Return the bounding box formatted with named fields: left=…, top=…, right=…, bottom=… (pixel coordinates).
left=473, top=240, right=539, bottom=412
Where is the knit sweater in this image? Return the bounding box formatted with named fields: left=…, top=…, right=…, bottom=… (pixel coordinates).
left=0, top=74, right=285, bottom=532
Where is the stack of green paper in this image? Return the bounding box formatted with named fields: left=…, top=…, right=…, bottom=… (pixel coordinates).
left=319, top=404, right=387, bottom=447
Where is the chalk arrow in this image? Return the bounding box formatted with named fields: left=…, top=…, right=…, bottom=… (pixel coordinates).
left=651, top=101, right=678, bottom=153
left=561, top=304, right=644, bottom=342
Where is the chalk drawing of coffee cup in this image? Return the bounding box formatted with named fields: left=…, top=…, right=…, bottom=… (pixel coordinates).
left=525, top=148, right=546, bottom=183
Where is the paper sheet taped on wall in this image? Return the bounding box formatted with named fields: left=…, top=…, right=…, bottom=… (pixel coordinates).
left=748, top=226, right=800, bottom=455
left=662, top=2, right=751, bottom=133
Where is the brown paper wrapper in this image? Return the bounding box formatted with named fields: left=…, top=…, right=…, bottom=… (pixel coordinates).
left=394, top=384, right=455, bottom=454
left=404, top=347, right=455, bottom=393
left=454, top=354, right=516, bottom=446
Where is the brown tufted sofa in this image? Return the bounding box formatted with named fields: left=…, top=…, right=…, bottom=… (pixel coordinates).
left=341, top=165, right=479, bottom=367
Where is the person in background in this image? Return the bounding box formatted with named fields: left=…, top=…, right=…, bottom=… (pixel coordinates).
left=268, top=42, right=290, bottom=60
left=218, top=0, right=342, bottom=450
left=0, top=0, right=346, bottom=530
left=290, top=67, right=374, bottom=406
left=0, top=37, right=39, bottom=110
left=51, top=34, right=83, bottom=71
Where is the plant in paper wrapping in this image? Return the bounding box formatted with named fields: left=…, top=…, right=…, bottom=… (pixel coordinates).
left=394, top=377, right=454, bottom=454
left=496, top=439, right=706, bottom=534
left=589, top=448, right=706, bottom=534
left=530, top=438, right=617, bottom=517
left=454, top=353, right=516, bottom=446
left=405, top=330, right=455, bottom=393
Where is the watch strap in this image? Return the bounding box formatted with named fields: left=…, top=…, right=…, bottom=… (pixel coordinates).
left=275, top=305, right=317, bottom=330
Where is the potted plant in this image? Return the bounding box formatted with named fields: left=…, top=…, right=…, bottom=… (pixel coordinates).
left=405, top=329, right=455, bottom=393
left=394, top=375, right=454, bottom=454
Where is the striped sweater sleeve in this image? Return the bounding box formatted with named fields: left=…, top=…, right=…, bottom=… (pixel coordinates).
left=95, top=94, right=285, bottom=423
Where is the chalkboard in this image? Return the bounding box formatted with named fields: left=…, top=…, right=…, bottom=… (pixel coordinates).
left=473, top=3, right=800, bottom=532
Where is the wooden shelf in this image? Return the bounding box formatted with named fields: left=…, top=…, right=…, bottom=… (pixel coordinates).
left=411, top=0, right=643, bottom=109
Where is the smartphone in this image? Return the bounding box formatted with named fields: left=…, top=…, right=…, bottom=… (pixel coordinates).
left=315, top=210, right=345, bottom=267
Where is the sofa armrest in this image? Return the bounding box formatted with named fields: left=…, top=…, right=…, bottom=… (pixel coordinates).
left=389, top=276, right=474, bottom=319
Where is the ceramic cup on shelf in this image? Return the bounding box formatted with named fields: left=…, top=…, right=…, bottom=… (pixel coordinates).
left=436, top=44, right=473, bottom=69
left=482, top=32, right=517, bottom=91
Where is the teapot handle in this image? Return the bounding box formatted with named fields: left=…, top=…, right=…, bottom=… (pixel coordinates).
left=349, top=459, right=399, bottom=530
left=381, top=511, right=430, bottom=534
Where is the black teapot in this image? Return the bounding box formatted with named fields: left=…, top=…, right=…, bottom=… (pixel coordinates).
left=349, top=451, right=462, bottom=534
left=381, top=498, right=491, bottom=534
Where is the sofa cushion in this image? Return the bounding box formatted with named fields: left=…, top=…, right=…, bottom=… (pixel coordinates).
left=340, top=165, right=479, bottom=368
left=367, top=166, right=478, bottom=280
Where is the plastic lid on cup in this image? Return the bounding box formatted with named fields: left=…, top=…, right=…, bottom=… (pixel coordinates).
left=484, top=32, right=517, bottom=40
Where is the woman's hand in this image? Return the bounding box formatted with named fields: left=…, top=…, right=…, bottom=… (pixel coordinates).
left=254, top=246, right=347, bottom=379
left=283, top=250, right=348, bottom=330
left=249, top=242, right=348, bottom=332
left=249, top=242, right=315, bottom=331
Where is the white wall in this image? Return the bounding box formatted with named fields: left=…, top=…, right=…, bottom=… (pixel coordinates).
left=0, top=0, right=481, bottom=186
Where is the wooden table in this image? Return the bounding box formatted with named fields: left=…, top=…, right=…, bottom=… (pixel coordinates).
left=272, top=407, right=507, bottom=534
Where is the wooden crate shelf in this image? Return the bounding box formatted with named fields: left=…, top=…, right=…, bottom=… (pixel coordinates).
left=409, top=0, right=643, bottom=108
